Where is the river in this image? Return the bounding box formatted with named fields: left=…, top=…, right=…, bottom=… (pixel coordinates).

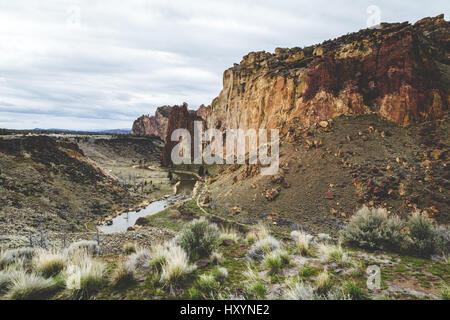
left=100, top=174, right=197, bottom=234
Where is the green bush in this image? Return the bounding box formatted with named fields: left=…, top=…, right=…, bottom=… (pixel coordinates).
left=196, top=274, right=220, bottom=297
left=342, top=207, right=448, bottom=258
left=340, top=206, right=406, bottom=251
left=244, top=281, right=267, bottom=299
left=434, top=226, right=450, bottom=257
left=177, top=218, right=220, bottom=260
left=407, top=213, right=436, bottom=256
left=343, top=281, right=367, bottom=300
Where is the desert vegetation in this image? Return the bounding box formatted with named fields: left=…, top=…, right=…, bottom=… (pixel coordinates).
left=0, top=202, right=448, bottom=300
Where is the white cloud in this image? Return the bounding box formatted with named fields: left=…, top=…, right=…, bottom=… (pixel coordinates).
left=0, top=0, right=448, bottom=129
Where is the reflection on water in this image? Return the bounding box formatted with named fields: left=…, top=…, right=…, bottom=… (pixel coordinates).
left=100, top=176, right=196, bottom=234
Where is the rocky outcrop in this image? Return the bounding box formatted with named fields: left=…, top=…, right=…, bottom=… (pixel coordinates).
left=131, top=106, right=172, bottom=140
left=161, top=103, right=203, bottom=166
left=203, top=15, right=449, bottom=134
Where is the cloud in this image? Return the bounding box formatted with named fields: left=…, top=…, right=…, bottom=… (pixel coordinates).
left=0, top=0, right=448, bottom=130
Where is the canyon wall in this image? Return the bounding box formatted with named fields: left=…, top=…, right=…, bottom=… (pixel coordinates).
left=131, top=106, right=172, bottom=140
left=161, top=103, right=204, bottom=166
left=204, top=15, right=449, bottom=135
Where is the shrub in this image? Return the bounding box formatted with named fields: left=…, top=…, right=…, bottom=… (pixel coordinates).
left=128, top=249, right=151, bottom=270
left=246, top=237, right=281, bottom=261
left=284, top=282, right=316, bottom=300
left=340, top=206, right=406, bottom=251
left=440, top=284, right=450, bottom=300
left=315, top=271, right=332, bottom=295
left=187, top=287, right=201, bottom=300
left=0, top=248, right=36, bottom=269
left=65, top=252, right=105, bottom=299
left=244, top=281, right=267, bottom=299
left=434, top=226, right=450, bottom=258
left=122, top=242, right=137, bottom=255
left=407, top=212, right=437, bottom=257
left=67, top=240, right=99, bottom=256
left=343, top=281, right=367, bottom=300
left=318, top=244, right=346, bottom=264
left=212, top=267, right=228, bottom=283
left=0, top=270, right=15, bottom=295
left=6, top=271, right=59, bottom=300
left=245, top=232, right=258, bottom=244
left=112, top=262, right=136, bottom=289
left=246, top=223, right=270, bottom=244
left=210, top=251, right=223, bottom=265
left=177, top=218, right=220, bottom=260
left=277, top=249, right=290, bottom=265
left=33, top=250, right=66, bottom=278
left=219, top=227, right=240, bottom=242
left=196, top=274, right=220, bottom=296
left=149, top=244, right=169, bottom=273
left=264, top=252, right=282, bottom=275
left=315, top=233, right=333, bottom=244
left=264, top=250, right=289, bottom=275
left=291, top=231, right=313, bottom=256
left=298, top=265, right=318, bottom=278
left=160, top=243, right=196, bottom=285
left=323, top=288, right=351, bottom=300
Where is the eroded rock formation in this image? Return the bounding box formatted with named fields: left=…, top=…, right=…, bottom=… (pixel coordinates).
left=161, top=103, right=204, bottom=166
left=131, top=106, right=172, bottom=140
left=203, top=15, right=449, bottom=134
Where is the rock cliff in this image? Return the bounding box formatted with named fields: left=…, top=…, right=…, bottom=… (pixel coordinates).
left=203, top=15, right=449, bottom=134
left=131, top=106, right=172, bottom=140
left=161, top=103, right=204, bottom=166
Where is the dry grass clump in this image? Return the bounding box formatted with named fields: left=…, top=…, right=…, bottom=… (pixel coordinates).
left=33, top=250, right=66, bottom=278
left=65, top=250, right=105, bottom=299
left=67, top=240, right=99, bottom=256
left=122, top=242, right=137, bottom=255
left=6, top=270, right=59, bottom=300
left=0, top=248, right=36, bottom=269
left=219, top=226, right=240, bottom=242
left=128, top=249, right=151, bottom=270
left=318, top=243, right=349, bottom=264
left=159, top=242, right=196, bottom=285
left=112, top=262, right=136, bottom=289
left=246, top=223, right=270, bottom=244
left=291, top=231, right=313, bottom=256
left=247, top=237, right=281, bottom=261
left=210, top=251, right=223, bottom=265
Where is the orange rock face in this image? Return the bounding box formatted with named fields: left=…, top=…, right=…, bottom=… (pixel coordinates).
left=204, top=15, right=449, bottom=132
left=131, top=106, right=172, bottom=140
left=161, top=103, right=203, bottom=166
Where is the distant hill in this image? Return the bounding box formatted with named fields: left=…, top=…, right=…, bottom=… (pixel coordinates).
left=32, top=128, right=131, bottom=134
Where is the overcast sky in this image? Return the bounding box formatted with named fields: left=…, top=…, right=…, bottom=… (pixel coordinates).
left=0, top=1, right=448, bottom=130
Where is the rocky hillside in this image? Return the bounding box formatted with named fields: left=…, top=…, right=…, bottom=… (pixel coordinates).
left=0, top=135, right=165, bottom=239
left=203, top=14, right=449, bottom=133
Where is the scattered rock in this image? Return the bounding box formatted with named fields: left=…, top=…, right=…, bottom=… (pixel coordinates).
left=220, top=239, right=236, bottom=246
left=196, top=259, right=210, bottom=268
left=135, top=217, right=149, bottom=226
left=325, top=193, right=334, bottom=200
left=265, top=188, right=280, bottom=201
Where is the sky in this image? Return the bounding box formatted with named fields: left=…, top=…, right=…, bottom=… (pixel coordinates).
left=0, top=1, right=448, bottom=130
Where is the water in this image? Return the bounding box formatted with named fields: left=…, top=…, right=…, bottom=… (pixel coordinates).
left=100, top=176, right=196, bottom=234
